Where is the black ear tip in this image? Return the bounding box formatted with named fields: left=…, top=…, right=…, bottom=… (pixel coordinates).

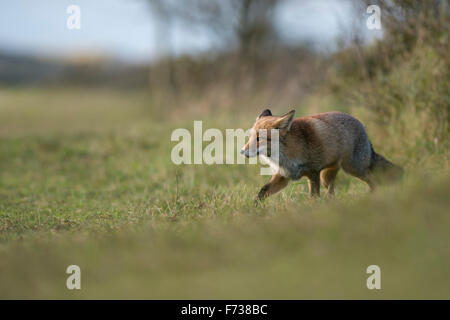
left=258, top=109, right=272, bottom=118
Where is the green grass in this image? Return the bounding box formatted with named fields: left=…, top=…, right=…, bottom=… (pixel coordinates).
left=0, top=88, right=449, bottom=299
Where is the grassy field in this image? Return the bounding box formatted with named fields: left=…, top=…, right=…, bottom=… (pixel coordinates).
left=0, top=87, right=449, bottom=299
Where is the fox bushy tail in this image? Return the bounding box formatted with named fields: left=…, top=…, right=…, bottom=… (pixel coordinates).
left=369, top=144, right=403, bottom=183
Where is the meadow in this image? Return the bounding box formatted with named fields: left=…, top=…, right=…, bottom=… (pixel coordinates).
left=0, top=83, right=448, bottom=298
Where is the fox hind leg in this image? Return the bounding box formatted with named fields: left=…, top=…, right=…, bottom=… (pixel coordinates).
left=320, top=166, right=340, bottom=196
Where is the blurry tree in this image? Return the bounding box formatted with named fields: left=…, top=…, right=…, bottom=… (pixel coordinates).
left=331, top=0, right=449, bottom=143
left=148, top=0, right=283, bottom=60
left=146, top=0, right=286, bottom=94
left=340, top=0, right=449, bottom=81
left=360, top=0, right=448, bottom=55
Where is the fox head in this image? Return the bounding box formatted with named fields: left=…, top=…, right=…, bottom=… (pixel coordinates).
left=240, top=109, right=295, bottom=158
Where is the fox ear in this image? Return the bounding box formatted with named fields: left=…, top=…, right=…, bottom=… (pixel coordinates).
left=275, top=110, right=295, bottom=130
left=257, top=109, right=272, bottom=119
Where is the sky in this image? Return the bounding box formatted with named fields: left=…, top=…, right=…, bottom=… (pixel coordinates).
left=0, top=0, right=375, bottom=63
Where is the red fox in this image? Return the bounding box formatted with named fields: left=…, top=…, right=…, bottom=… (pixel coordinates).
left=241, top=109, right=403, bottom=200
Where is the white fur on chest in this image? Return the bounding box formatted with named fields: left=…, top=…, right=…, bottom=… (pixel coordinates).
left=260, top=155, right=280, bottom=174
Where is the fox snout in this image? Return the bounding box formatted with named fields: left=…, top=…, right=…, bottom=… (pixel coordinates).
left=241, top=146, right=264, bottom=158
left=240, top=147, right=257, bottom=158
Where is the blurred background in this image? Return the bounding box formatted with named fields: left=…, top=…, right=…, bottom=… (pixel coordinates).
left=0, top=0, right=449, bottom=299
left=0, top=0, right=447, bottom=128
left=1, top=0, right=374, bottom=90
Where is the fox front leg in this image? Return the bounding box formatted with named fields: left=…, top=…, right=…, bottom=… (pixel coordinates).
left=256, top=174, right=289, bottom=202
